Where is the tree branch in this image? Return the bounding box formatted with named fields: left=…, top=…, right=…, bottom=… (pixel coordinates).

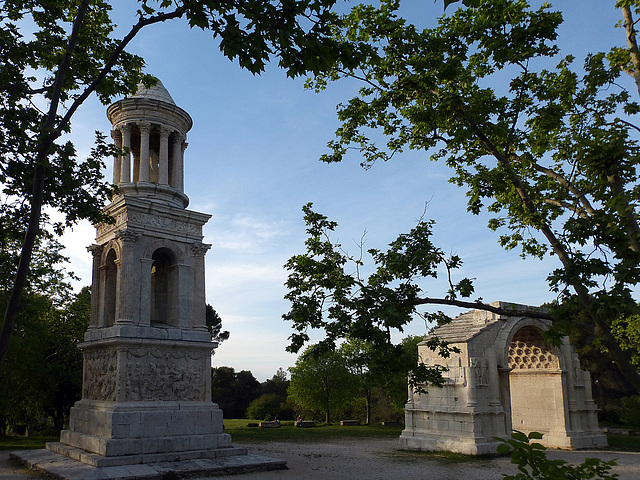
left=409, top=297, right=552, bottom=320
left=606, top=172, right=640, bottom=253
left=622, top=6, right=640, bottom=99
left=532, top=161, right=596, bottom=216
left=543, top=198, right=587, bottom=217
left=59, top=5, right=188, bottom=130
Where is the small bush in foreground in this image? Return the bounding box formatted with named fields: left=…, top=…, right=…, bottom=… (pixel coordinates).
left=497, top=431, right=618, bottom=480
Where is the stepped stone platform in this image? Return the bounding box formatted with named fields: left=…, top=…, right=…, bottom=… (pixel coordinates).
left=11, top=447, right=287, bottom=480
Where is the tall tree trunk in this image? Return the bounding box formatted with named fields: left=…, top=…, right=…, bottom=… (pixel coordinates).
left=365, top=388, right=372, bottom=424
left=0, top=1, right=91, bottom=376
left=466, top=116, right=640, bottom=392
left=622, top=6, right=640, bottom=99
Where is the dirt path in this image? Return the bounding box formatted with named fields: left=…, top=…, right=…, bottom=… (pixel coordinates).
left=3, top=438, right=639, bottom=480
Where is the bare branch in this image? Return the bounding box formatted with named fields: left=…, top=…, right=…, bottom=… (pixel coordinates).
left=531, top=162, right=596, bottom=216
left=613, top=118, right=640, bottom=135
left=409, top=297, right=553, bottom=320
left=543, top=198, right=588, bottom=217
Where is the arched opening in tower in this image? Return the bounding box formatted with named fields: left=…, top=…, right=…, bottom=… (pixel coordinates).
left=150, top=248, right=176, bottom=326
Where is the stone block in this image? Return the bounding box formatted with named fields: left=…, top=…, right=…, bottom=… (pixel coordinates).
left=188, top=435, right=206, bottom=450
left=140, top=437, right=159, bottom=454
left=340, top=420, right=361, bottom=426
left=259, top=421, right=281, bottom=428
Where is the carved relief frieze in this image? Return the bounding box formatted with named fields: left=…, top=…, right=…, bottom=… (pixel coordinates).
left=96, top=210, right=202, bottom=237
left=83, top=349, right=118, bottom=401
left=128, top=211, right=201, bottom=235
left=96, top=211, right=128, bottom=237
left=124, top=347, right=207, bottom=401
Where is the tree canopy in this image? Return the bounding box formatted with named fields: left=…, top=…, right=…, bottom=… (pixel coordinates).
left=210, top=366, right=261, bottom=418
left=0, top=0, right=365, bottom=374
left=284, top=203, right=470, bottom=389
left=291, top=0, right=640, bottom=391
left=206, top=305, right=230, bottom=345
left=287, top=346, right=358, bottom=423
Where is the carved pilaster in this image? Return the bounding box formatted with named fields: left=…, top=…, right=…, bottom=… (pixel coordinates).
left=87, top=244, right=103, bottom=328
left=139, top=258, right=154, bottom=326
left=115, top=229, right=141, bottom=324
left=190, top=242, right=211, bottom=330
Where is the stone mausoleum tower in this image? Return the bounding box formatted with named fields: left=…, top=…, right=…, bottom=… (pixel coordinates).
left=49, top=81, right=235, bottom=466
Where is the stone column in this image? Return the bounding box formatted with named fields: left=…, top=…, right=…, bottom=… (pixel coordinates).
left=119, top=124, right=132, bottom=184
left=115, top=229, right=141, bottom=325
left=159, top=126, right=170, bottom=185
left=190, top=242, right=211, bottom=330
left=181, top=141, right=188, bottom=191
left=87, top=244, right=103, bottom=329
left=171, top=132, right=184, bottom=190
left=110, top=130, right=122, bottom=185
left=138, top=121, right=151, bottom=183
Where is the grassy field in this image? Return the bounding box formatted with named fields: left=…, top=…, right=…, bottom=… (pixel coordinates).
left=606, top=433, right=640, bottom=452
left=1, top=421, right=638, bottom=453
left=222, top=419, right=404, bottom=443
left=0, top=435, right=58, bottom=451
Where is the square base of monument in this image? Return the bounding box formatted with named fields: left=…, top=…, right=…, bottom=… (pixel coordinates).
left=47, top=440, right=243, bottom=467
left=61, top=400, right=226, bottom=458
left=537, top=431, right=608, bottom=450
left=12, top=448, right=287, bottom=480
left=398, top=433, right=502, bottom=456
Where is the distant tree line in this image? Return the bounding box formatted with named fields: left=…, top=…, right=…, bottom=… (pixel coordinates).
left=210, top=367, right=294, bottom=420
left=212, top=336, right=421, bottom=424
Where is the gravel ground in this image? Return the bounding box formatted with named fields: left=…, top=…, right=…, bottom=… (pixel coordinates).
left=2, top=438, right=640, bottom=480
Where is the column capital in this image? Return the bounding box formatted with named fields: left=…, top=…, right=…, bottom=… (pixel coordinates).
left=182, top=142, right=189, bottom=152
left=87, top=244, right=103, bottom=256
left=119, top=123, right=132, bottom=134
left=190, top=242, right=211, bottom=256
left=115, top=228, right=142, bottom=244
left=159, top=125, right=171, bottom=138
left=172, top=131, right=186, bottom=143
left=110, top=130, right=121, bottom=141
left=138, top=121, right=151, bottom=133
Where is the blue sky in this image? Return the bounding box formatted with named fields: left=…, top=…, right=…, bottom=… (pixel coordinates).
left=60, top=0, right=627, bottom=381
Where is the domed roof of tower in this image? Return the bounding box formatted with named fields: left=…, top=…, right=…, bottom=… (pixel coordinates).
left=130, top=79, right=175, bottom=105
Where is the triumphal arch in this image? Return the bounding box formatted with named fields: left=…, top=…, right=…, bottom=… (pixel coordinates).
left=399, top=302, right=607, bottom=455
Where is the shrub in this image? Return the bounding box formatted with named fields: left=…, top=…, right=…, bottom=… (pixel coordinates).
left=246, top=393, right=293, bottom=420
left=619, top=396, right=640, bottom=427
left=496, top=431, right=618, bottom=480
